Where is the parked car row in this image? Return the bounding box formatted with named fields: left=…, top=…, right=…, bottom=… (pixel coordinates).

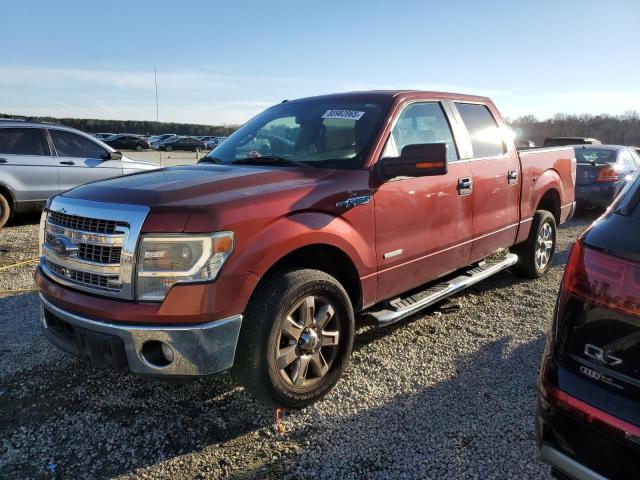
left=91, top=132, right=229, bottom=152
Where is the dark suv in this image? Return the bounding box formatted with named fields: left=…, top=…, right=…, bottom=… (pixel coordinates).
left=537, top=171, right=640, bottom=479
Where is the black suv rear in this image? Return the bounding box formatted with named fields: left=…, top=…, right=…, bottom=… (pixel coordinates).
left=537, top=173, right=640, bottom=479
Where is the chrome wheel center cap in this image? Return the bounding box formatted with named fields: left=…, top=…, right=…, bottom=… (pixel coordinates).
left=299, top=328, right=320, bottom=352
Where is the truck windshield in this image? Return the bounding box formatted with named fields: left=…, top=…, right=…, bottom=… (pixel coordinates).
left=200, top=99, right=390, bottom=169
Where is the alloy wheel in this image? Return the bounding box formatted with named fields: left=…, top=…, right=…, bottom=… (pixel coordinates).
left=535, top=222, right=554, bottom=270
left=275, top=295, right=341, bottom=388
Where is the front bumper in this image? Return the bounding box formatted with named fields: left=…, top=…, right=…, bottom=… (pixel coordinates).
left=40, top=294, right=242, bottom=376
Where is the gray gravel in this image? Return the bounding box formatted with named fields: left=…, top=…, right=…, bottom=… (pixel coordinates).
left=0, top=210, right=599, bottom=479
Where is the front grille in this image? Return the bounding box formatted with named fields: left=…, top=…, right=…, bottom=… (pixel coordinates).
left=45, top=233, right=122, bottom=264
left=49, top=211, right=122, bottom=234
left=46, top=259, right=120, bottom=290
left=78, top=243, right=122, bottom=264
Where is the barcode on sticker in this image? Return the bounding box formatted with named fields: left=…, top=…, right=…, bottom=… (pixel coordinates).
left=322, top=110, right=365, bottom=120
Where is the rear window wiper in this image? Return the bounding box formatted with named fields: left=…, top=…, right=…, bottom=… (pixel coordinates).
left=233, top=156, right=311, bottom=168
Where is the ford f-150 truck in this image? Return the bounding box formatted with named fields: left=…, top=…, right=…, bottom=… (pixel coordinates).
left=36, top=91, right=576, bottom=408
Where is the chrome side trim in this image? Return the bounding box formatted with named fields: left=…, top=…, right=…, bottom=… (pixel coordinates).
left=40, top=294, right=243, bottom=376
left=540, top=445, right=607, bottom=480
left=41, top=196, right=149, bottom=300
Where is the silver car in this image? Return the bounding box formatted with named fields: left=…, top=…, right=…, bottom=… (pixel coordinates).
left=0, top=120, right=158, bottom=228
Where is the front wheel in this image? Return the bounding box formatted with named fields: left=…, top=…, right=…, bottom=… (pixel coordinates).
left=512, top=210, right=556, bottom=278
left=235, top=269, right=355, bottom=408
left=135, top=145, right=143, bottom=151
left=165, top=145, right=173, bottom=152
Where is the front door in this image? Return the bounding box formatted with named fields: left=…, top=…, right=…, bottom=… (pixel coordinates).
left=48, top=129, right=124, bottom=193
left=453, top=102, right=520, bottom=262
left=374, top=101, right=474, bottom=301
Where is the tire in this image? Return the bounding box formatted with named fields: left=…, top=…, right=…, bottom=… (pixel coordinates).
left=165, top=145, right=173, bottom=152
left=0, top=193, right=10, bottom=228
left=512, top=210, right=556, bottom=278
left=235, top=268, right=355, bottom=408
left=136, top=145, right=143, bottom=151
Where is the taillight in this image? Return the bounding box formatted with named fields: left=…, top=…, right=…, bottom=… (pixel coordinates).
left=596, top=165, right=619, bottom=182
left=542, top=382, right=640, bottom=443
left=563, top=241, right=640, bottom=317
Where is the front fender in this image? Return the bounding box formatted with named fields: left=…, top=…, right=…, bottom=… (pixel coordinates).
left=228, top=211, right=377, bottom=279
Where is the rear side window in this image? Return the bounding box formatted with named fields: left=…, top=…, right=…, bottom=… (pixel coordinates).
left=456, top=103, right=505, bottom=158
left=0, top=127, right=48, bottom=155
left=619, top=149, right=636, bottom=169
left=50, top=130, right=108, bottom=159
left=383, top=102, right=459, bottom=162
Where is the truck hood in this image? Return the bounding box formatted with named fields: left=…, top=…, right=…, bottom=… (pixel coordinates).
left=62, top=164, right=337, bottom=231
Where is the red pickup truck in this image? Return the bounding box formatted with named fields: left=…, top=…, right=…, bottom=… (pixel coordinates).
left=36, top=91, right=576, bottom=407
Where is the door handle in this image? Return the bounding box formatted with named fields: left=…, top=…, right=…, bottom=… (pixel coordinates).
left=0, top=158, right=7, bottom=163
left=458, top=177, right=473, bottom=195
left=59, top=160, right=75, bottom=165
left=507, top=169, right=518, bottom=185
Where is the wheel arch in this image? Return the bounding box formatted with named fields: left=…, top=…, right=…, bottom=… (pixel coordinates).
left=536, top=187, right=561, bottom=224
left=251, top=243, right=363, bottom=312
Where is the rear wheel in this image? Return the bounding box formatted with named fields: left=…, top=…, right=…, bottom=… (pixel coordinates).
left=512, top=210, right=556, bottom=278
left=235, top=269, right=354, bottom=408
left=0, top=193, right=10, bottom=228
left=165, top=145, right=173, bottom=152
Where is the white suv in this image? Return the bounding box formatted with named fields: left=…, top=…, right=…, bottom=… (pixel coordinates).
left=0, top=120, right=158, bottom=228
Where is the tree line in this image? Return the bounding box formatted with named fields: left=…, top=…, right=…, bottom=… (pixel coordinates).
left=508, top=112, right=640, bottom=146
left=0, top=113, right=240, bottom=136
left=3, top=111, right=640, bottom=146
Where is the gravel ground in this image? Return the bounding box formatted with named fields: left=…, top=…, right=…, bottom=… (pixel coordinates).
left=0, top=210, right=599, bottom=479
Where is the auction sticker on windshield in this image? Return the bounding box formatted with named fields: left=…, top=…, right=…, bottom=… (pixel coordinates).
left=322, top=110, right=366, bottom=120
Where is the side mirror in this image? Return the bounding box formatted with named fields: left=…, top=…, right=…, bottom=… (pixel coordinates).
left=379, top=143, right=448, bottom=179
left=109, top=151, right=123, bottom=160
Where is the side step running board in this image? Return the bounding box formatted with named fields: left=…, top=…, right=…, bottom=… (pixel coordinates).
left=369, top=253, right=518, bottom=327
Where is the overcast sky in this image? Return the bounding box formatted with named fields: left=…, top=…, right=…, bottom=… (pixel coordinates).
left=1, top=0, right=639, bottom=125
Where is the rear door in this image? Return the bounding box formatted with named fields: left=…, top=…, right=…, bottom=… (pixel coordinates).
left=48, top=129, right=124, bottom=192
left=452, top=102, right=520, bottom=261
left=0, top=127, right=59, bottom=206
left=374, top=101, right=473, bottom=300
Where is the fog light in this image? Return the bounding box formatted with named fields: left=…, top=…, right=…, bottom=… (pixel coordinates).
left=140, top=340, right=174, bottom=368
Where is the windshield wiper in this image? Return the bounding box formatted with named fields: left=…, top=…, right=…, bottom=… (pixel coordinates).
left=233, top=156, right=311, bottom=168
left=198, top=156, right=223, bottom=164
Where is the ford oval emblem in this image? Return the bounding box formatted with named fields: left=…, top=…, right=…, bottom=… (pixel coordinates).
left=51, top=236, right=79, bottom=257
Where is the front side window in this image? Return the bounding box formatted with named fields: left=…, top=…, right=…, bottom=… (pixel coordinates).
left=0, top=127, right=48, bottom=155
left=202, top=99, right=390, bottom=169
left=382, top=102, right=458, bottom=162
left=50, top=130, right=109, bottom=159
left=456, top=103, right=505, bottom=158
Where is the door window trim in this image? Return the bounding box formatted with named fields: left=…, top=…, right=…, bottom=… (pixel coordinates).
left=0, top=126, right=53, bottom=157
left=450, top=100, right=509, bottom=161
left=46, top=128, right=109, bottom=159
left=378, top=99, right=463, bottom=163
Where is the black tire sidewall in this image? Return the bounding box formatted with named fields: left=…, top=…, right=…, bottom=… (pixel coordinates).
left=515, top=210, right=556, bottom=278
left=0, top=194, right=10, bottom=228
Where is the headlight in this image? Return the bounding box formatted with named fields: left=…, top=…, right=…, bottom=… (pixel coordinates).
left=136, top=232, right=234, bottom=301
